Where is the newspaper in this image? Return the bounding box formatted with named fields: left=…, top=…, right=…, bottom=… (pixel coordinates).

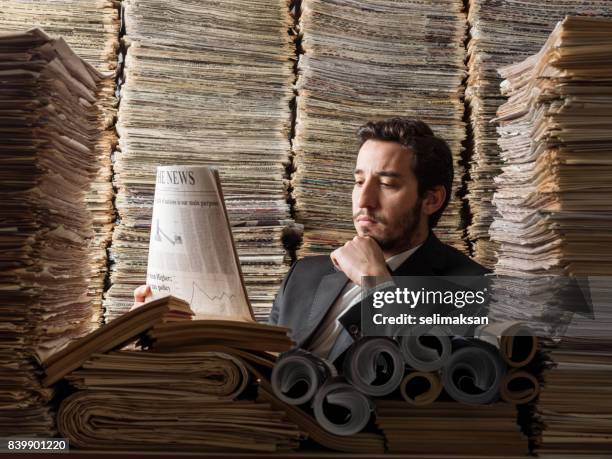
left=146, top=165, right=253, bottom=320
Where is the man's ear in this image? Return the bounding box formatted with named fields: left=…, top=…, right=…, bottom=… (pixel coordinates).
left=421, top=185, right=446, bottom=217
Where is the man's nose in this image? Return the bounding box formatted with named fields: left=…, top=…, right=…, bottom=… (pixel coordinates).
left=358, top=178, right=379, bottom=209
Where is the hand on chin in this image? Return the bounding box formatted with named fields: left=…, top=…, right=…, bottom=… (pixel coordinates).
left=330, top=235, right=391, bottom=286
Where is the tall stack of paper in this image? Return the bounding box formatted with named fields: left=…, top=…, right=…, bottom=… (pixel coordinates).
left=292, top=0, right=468, bottom=256
left=0, top=29, right=103, bottom=435
left=465, top=0, right=612, bottom=269
left=0, top=1, right=120, bottom=322
left=492, top=16, right=612, bottom=456
left=491, top=16, right=612, bottom=313
left=105, top=0, right=295, bottom=322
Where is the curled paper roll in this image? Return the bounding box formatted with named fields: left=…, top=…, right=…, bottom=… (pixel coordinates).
left=312, top=378, right=373, bottom=436
left=400, top=371, right=443, bottom=406
left=475, top=321, right=538, bottom=367
left=500, top=369, right=540, bottom=405
left=396, top=326, right=452, bottom=372
left=271, top=349, right=336, bottom=405
left=343, top=337, right=405, bottom=397
left=442, top=339, right=505, bottom=405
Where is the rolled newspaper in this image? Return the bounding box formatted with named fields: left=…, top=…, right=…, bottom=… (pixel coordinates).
left=343, top=337, right=405, bottom=397
left=271, top=349, right=336, bottom=405
left=441, top=338, right=505, bottom=405
left=312, top=378, right=373, bottom=436
left=499, top=369, right=540, bottom=405
left=396, top=325, right=452, bottom=372
left=475, top=321, right=538, bottom=367
left=400, top=371, right=443, bottom=406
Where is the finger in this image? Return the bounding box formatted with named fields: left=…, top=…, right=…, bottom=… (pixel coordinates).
left=133, top=284, right=151, bottom=302
left=355, top=234, right=373, bottom=244
left=356, top=235, right=381, bottom=252
left=330, top=250, right=341, bottom=270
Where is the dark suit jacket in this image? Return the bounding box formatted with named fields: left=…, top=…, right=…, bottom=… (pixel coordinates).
left=268, top=231, right=489, bottom=362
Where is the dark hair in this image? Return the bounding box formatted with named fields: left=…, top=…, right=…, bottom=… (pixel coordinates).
left=357, top=117, right=453, bottom=228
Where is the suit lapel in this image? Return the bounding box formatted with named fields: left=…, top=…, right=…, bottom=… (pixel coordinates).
left=294, top=269, right=349, bottom=346
left=328, top=328, right=354, bottom=363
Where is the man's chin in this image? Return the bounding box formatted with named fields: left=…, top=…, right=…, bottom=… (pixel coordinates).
left=354, top=229, right=403, bottom=252
left=354, top=226, right=372, bottom=238
left=355, top=227, right=384, bottom=244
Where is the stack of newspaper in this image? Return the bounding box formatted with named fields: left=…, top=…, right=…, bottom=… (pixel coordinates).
left=0, top=1, right=120, bottom=321
left=47, top=298, right=302, bottom=452
left=465, top=0, right=612, bottom=269
left=147, top=321, right=386, bottom=454
left=292, top=0, right=468, bottom=256
left=491, top=16, right=612, bottom=316
left=536, top=339, right=612, bottom=457
left=105, top=0, right=296, bottom=322
left=0, top=29, right=103, bottom=436
left=492, top=16, right=612, bottom=456
left=376, top=401, right=527, bottom=455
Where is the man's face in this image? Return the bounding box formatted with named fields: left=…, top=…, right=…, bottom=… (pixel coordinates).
left=352, top=139, right=423, bottom=253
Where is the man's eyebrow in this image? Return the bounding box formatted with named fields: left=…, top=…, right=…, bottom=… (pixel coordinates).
left=376, top=171, right=402, bottom=178
left=353, top=168, right=402, bottom=178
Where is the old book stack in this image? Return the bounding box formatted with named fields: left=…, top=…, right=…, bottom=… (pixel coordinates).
left=492, top=16, right=612, bottom=456
left=292, top=0, right=468, bottom=256
left=465, top=0, right=612, bottom=269
left=0, top=1, right=120, bottom=322
left=0, top=29, right=103, bottom=435
left=106, top=0, right=295, bottom=322
left=47, top=298, right=302, bottom=452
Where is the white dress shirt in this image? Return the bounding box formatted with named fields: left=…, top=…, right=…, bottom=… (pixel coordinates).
left=307, top=244, right=422, bottom=359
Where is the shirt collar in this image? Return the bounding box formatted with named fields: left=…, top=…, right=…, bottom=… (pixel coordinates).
left=385, top=244, right=422, bottom=272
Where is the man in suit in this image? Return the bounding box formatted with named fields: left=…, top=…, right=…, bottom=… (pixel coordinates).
left=267, top=118, right=488, bottom=362
left=134, top=118, right=488, bottom=361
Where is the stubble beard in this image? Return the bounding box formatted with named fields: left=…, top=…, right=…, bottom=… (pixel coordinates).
left=354, top=198, right=424, bottom=252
